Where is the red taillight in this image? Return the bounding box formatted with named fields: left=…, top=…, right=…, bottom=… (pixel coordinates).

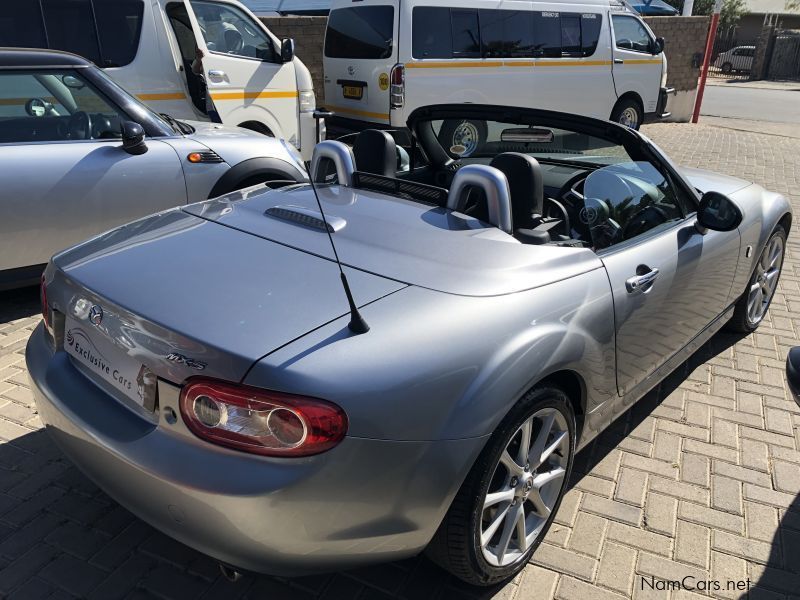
left=390, top=63, right=404, bottom=109
left=40, top=274, right=51, bottom=331
left=179, top=378, right=348, bottom=457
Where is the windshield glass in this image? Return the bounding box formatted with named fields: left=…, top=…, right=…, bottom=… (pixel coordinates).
left=324, top=6, right=394, bottom=59
left=428, top=118, right=633, bottom=166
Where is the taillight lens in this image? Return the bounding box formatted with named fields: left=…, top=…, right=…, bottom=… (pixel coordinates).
left=179, top=378, right=348, bottom=457
left=390, top=64, right=404, bottom=109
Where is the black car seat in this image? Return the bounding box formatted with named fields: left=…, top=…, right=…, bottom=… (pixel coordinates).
left=353, top=129, right=397, bottom=177
left=490, top=153, right=562, bottom=244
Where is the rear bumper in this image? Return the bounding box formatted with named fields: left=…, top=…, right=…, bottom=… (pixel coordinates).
left=26, top=324, right=485, bottom=576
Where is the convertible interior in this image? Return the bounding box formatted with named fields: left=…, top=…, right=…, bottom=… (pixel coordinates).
left=328, top=115, right=690, bottom=252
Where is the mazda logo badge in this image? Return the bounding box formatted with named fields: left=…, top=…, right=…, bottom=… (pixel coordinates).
left=88, top=305, right=103, bottom=326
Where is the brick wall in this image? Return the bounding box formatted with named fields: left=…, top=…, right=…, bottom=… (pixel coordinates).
left=260, top=16, right=327, bottom=104
left=261, top=15, right=710, bottom=121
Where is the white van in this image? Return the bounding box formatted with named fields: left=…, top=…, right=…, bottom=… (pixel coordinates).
left=2, top=0, right=320, bottom=158
left=323, top=0, right=672, bottom=153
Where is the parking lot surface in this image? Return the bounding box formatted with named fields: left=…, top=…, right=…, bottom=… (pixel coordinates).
left=1, top=122, right=799, bottom=599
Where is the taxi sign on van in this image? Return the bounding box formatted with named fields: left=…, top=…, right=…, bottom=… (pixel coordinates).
left=379, top=73, right=390, bottom=91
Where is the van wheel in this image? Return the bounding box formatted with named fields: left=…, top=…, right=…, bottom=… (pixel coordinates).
left=721, top=62, right=733, bottom=74
left=438, top=120, right=487, bottom=158
left=611, top=98, right=643, bottom=130
left=425, top=384, right=575, bottom=586
left=239, top=121, right=274, bottom=137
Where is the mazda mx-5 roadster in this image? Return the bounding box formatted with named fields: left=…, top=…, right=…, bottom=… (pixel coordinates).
left=27, top=105, right=791, bottom=585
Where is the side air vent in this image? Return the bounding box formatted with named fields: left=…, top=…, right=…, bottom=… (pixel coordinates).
left=265, top=205, right=346, bottom=232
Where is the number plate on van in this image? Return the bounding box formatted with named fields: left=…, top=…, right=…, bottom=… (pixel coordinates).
left=343, top=85, right=363, bottom=100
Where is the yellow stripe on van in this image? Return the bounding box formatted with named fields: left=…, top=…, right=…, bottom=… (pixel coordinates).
left=406, top=61, right=504, bottom=69
left=534, top=60, right=613, bottom=67
left=210, top=91, right=299, bottom=100
left=0, top=96, right=58, bottom=105
left=325, top=104, right=391, bottom=120
left=137, top=93, right=187, bottom=101
left=622, top=59, right=663, bottom=65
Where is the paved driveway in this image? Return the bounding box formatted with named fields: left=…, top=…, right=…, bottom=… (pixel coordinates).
left=1, top=123, right=799, bottom=600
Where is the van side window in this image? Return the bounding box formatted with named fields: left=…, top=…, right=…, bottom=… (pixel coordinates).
left=611, top=15, right=652, bottom=53
left=1, top=1, right=48, bottom=48
left=479, top=10, right=535, bottom=58
left=1, top=0, right=145, bottom=69
left=560, top=14, right=581, bottom=55
left=93, top=0, right=145, bottom=67
left=581, top=14, right=602, bottom=56
left=41, top=0, right=102, bottom=65
left=191, top=1, right=278, bottom=62
left=532, top=12, right=561, bottom=57
left=412, top=7, right=453, bottom=59
left=451, top=9, right=481, bottom=57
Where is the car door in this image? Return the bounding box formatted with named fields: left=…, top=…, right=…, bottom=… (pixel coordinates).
left=588, top=161, right=740, bottom=396
left=610, top=13, right=662, bottom=114
left=180, top=0, right=299, bottom=141
left=0, top=69, right=186, bottom=272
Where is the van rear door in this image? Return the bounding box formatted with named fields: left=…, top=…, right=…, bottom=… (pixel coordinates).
left=323, top=2, right=397, bottom=129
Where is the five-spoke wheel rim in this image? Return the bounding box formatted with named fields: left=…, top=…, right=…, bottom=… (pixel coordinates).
left=480, top=407, right=570, bottom=567
left=618, top=107, right=640, bottom=129
left=452, top=121, right=480, bottom=157
left=747, top=235, right=784, bottom=326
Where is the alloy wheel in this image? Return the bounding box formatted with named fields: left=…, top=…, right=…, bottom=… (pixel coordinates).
left=746, top=235, right=784, bottom=326
left=479, top=407, right=570, bottom=567
left=452, top=121, right=480, bottom=157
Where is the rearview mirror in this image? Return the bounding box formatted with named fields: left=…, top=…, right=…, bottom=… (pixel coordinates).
left=62, top=74, right=85, bottom=89
left=696, top=191, right=742, bottom=233
left=500, top=127, right=555, bottom=144
left=281, top=38, right=295, bottom=63
left=652, top=37, right=665, bottom=55
left=121, top=121, right=148, bottom=155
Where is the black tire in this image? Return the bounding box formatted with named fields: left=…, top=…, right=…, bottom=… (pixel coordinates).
left=437, top=119, right=487, bottom=158
left=425, top=384, right=576, bottom=586
left=721, top=62, right=733, bottom=74
left=727, top=224, right=787, bottom=333
left=610, top=97, right=643, bottom=130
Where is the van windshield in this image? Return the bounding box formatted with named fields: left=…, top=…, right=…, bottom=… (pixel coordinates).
left=324, top=6, right=394, bottom=60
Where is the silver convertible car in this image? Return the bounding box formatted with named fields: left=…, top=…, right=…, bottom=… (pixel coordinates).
left=0, top=48, right=307, bottom=290
left=27, top=105, right=790, bottom=585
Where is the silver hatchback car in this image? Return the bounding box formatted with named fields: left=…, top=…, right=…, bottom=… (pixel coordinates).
left=0, top=48, right=307, bottom=289
left=27, top=105, right=791, bottom=586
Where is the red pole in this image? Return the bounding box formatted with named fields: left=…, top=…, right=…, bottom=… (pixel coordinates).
left=692, top=0, right=724, bottom=123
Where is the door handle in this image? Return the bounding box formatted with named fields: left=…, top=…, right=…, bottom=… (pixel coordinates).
left=626, top=267, right=659, bottom=294
left=613, top=58, right=624, bottom=64
left=207, top=70, right=226, bottom=80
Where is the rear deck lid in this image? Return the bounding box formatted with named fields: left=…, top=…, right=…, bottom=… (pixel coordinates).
left=52, top=209, right=404, bottom=386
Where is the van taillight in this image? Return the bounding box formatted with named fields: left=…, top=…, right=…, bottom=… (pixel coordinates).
left=179, top=378, right=348, bottom=457
left=390, top=64, right=404, bottom=109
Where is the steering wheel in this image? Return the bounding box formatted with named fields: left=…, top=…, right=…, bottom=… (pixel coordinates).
left=68, top=111, right=93, bottom=140
left=621, top=204, right=671, bottom=240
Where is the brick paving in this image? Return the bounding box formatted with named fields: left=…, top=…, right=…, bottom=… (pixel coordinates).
left=1, top=123, right=799, bottom=599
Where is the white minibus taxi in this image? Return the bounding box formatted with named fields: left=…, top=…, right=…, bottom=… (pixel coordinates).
left=3, top=0, right=320, bottom=158
left=323, top=0, right=672, bottom=154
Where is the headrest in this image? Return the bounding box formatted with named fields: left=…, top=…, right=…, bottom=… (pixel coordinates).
left=353, top=129, right=397, bottom=177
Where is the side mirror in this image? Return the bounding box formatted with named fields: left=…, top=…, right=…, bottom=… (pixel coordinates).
left=25, top=98, right=49, bottom=117
left=280, top=38, right=295, bottom=63
left=652, top=37, right=665, bottom=55
left=696, top=191, right=742, bottom=233
left=121, top=121, right=148, bottom=155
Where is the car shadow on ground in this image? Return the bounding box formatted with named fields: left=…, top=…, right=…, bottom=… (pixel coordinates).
left=1, top=287, right=795, bottom=599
